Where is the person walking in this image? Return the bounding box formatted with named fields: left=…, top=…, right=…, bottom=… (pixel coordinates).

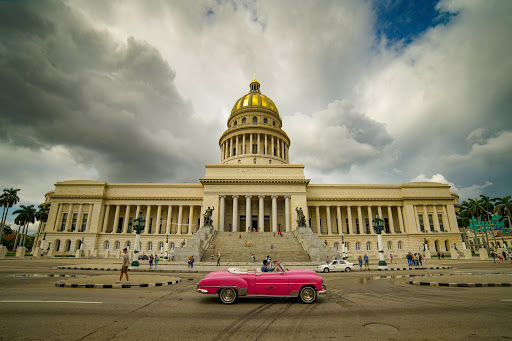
left=389, top=253, right=393, bottom=264
left=188, top=256, right=192, bottom=268
left=217, top=252, right=221, bottom=266
left=118, top=248, right=130, bottom=283
left=358, top=256, right=363, bottom=271
left=190, top=255, right=195, bottom=268
left=270, top=242, right=273, bottom=250
left=363, top=254, right=369, bottom=270
left=154, top=255, right=159, bottom=269
left=251, top=254, right=255, bottom=262
left=149, top=254, right=154, bottom=269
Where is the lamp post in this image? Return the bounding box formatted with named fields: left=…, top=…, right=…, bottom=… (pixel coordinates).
left=372, top=213, right=388, bottom=269
left=40, top=232, right=47, bottom=252
left=165, top=234, right=169, bottom=259
left=341, top=235, right=347, bottom=260
left=132, top=211, right=145, bottom=254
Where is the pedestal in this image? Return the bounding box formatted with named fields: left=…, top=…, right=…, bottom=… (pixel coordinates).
left=479, top=248, right=488, bottom=260
left=16, top=247, right=26, bottom=258
left=450, top=249, right=458, bottom=259
left=134, top=234, right=141, bottom=253
left=377, top=234, right=388, bottom=270
left=462, top=249, right=472, bottom=259
left=75, top=249, right=82, bottom=258
left=33, top=247, right=42, bottom=258
left=104, top=250, right=110, bottom=258
left=424, top=250, right=431, bottom=259
left=47, top=249, right=55, bottom=257
left=0, top=246, right=7, bottom=258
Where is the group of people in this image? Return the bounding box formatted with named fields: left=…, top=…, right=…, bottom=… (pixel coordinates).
left=357, top=254, right=370, bottom=270
left=490, top=251, right=510, bottom=263
left=406, top=252, right=425, bottom=266
left=187, top=255, right=195, bottom=268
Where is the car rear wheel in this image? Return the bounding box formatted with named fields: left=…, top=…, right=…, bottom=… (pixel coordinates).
left=299, top=286, right=317, bottom=304
left=219, top=288, right=238, bottom=304
left=345, top=267, right=351, bottom=272
left=323, top=267, right=329, bottom=273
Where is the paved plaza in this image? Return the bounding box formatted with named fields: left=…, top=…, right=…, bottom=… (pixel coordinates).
left=0, top=257, right=511, bottom=340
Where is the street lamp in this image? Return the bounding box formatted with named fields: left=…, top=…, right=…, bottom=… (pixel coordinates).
left=132, top=211, right=146, bottom=254
left=372, top=213, right=388, bottom=269
left=341, top=235, right=347, bottom=260
left=165, top=234, right=169, bottom=259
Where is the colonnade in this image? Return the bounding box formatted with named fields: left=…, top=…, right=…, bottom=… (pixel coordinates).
left=218, top=195, right=291, bottom=232
left=101, top=204, right=200, bottom=235
left=53, top=203, right=92, bottom=232
left=413, top=205, right=450, bottom=232
left=220, top=132, right=289, bottom=162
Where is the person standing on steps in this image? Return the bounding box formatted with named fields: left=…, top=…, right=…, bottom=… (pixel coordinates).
left=217, top=252, right=221, bottom=266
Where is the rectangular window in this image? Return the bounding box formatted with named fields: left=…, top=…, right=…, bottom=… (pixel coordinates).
left=233, top=148, right=236, bottom=155
left=117, top=217, right=124, bottom=233
left=334, top=218, right=338, bottom=234
left=418, top=214, right=424, bottom=232
left=71, top=213, right=78, bottom=232
left=345, top=218, right=350, bottom=234
left=365, top=218, right=370, bottom=234
left=274, top=148, right=276, bottom=156
left=252, top=144, right=257, bottom=154
left=127, top=217, right=133, bottom=233
left=61, top=213, right=68, bottom=231
left=355, top=218, right=360, bottom=234
left=384, top=218, right=390, bottom=233
left=81, top=213, right=88, bottom=232
left=148, top=218, right=153, bottom=233
left=428, top=214, right=434, bottom=232
left=438, top=214, right=444, bottom=232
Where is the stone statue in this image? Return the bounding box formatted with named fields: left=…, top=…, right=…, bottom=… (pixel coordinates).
left=296, top=207, right=307, bottom=227
left=203, top=206, right=214, bottom=227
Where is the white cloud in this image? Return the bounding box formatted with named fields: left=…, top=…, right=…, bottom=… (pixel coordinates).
left=410, top=173, right=493, bottom=201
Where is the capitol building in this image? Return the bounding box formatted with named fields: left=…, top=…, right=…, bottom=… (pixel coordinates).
left=34, top=79, right=462, bottom=261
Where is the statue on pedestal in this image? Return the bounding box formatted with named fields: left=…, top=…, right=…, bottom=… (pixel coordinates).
left=296, top=207, right=307, bottom=227
left=203, top=206, right=214, bottom=227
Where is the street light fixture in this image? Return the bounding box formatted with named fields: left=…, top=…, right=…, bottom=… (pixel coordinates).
left=372, top=213, right=388, bottom=269
left=132, top=211, right=146, bottom=254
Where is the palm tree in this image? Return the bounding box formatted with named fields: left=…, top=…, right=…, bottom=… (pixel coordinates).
left=480, top=195, right=498, bottom=250
left=493, top=195, right=512, bottom=233
left=456, top=209, right=471, bottom=249
left=33, top=204, right=50, bottom=248
left=12, top=205, right=36, bottom=249
left=0, top=188, right=21, bottom=246
left=465, top=198, right=490, bottom=254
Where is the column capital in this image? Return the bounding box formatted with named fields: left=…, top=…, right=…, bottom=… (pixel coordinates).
left=271, top=195, right=278, bottom=199
left=219, top=195, right=226, bottom=199
left=258, top=195, right=265, bottom=199
left=245, top=195, right=252, bottom=199
left=233, top=195, right=239, bottom=199
left=284, top=195, right=291, bottom=199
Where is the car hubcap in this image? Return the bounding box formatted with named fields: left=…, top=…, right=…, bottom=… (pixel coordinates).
left=301, top=288, right=315, bottom=302
left=221, top=289, right=235, bottom=303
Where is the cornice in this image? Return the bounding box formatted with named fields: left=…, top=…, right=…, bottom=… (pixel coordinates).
left=199, top=178, right=310, bottom=185
left=307, top=197, right=455, bottom=203
left=50, top=196, right=203, bottom=201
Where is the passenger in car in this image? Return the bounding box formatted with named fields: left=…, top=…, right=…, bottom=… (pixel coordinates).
left=261, top=260, right=275, bottom=272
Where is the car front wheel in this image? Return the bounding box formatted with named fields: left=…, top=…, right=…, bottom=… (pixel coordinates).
left=345, top=267, right=351, bottom=272
left=219, top=288, right=238, bottom=304
left=299, top=286, right=317, bottom=304
left=323, top=267, right=329, bottom=273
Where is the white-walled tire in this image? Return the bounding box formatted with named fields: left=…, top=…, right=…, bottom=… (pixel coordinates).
left=299, top=286, right=317, bottom=304
left=219, top=288, right=238, bottom=304
left=345, top=267, right=351, bottom=272
left=323, top=267, right=329, bottom=273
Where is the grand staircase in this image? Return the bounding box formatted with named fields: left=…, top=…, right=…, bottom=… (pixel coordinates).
left=201, top=232, right=311, bottom=263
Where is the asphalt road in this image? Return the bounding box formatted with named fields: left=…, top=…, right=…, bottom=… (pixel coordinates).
left=0, top=261, right=511, bottom=340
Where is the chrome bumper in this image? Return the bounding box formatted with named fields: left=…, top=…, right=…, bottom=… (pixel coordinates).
left=197, top=288, right=208, bottom=294
left=318, top=289, right=327, bottom=295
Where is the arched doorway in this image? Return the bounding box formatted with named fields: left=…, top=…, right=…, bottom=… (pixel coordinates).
left=64, top=239, right=71, bottom=252
left=54, top=239, right=61, bottom=251
left=434, top=240, right=440, bottom=252
left=74, top=239, right=81, bottom=251
left=444, top=240, right=450, bottom=251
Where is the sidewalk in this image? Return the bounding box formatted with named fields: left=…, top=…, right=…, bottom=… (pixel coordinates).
left=55, top=274, right=181, bottom=289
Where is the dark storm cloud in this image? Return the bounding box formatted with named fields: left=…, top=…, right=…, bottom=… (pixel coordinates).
left=0, top=1, right=221, bottom=183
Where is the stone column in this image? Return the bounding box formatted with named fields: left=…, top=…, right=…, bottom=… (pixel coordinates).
left=245, top=196, right=252, bottom=231
left=271, top=196, right=278, bottom=232
left=433, top=205, right=440, bottom=231
left=271, top=136, right=274, bottom=156
left=65, top=204, right=73, bottom=232
left=177, top=205, right=183, bottom=234
left=336, top=206, right=342, bottom=235
left=258, top=196, right=264, bottom=232
left=85, top=204, right=93, bottom=232
left=413, top=206, right=421, bottom=232
left=188, top=206, right=194, bottom=235
left=326, top=206, right=332, bottom=235
left=388, top=206, right=395, bottom=234
left=423, top=205, right=430, bottom=231
left=102, top=205, right=111, bottom=233
left=112, top=205, right=120, bottom=233
left=232, top=196, right=239, bottom=232
left=242, top=134, right=246, bottom=154
left=235, top=136, right=239, bottom=155
left=155, top=205, right=162, bottom=234
left=315, top=206, right=321, bottom=235
left=265, top=135, right=268, bottom=155
left=284, top=196, right=290, bottom=232
left=76, top=204, right=84, bottom=232
left=166, top=205, right=172, bottom=234
left=397, top=206, right=405, bottom=233
left=257, top=133, right=261, bottom=153
left=347, top=206, right=353, bottom=234
left=219, top=196, right=226, bottom=232
left=367, top=206, right=373, bottom=234
left=122, top=205, right=131, bottom=233
left=145, top=205, right=151, bottom=234
left=250, top=133, right=253, bottom=154
left=277, top=139, right=281, bottom=158
left=54, top=204, right=63, bottom=231
left=357, top=206, right=363, bottom=235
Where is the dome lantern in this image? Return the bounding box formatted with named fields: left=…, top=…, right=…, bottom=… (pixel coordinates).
left=250, top=74, right=260, bottom=93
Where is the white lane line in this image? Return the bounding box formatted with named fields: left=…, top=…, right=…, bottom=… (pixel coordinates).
left=0, top=300, right=103, bottom=304
left=501, top=299, right=512, bottom=302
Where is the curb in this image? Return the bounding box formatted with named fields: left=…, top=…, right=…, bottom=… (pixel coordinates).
left=378, top=266, right=451, bottom=271
left=408, top=280, right=512, bottom=287
left=57, top=266, right=206, bottom=273
left=55, top=278, right=181, bottom=289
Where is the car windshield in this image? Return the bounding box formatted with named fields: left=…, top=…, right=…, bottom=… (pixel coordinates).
left=274, top=261, right=288, bottom=272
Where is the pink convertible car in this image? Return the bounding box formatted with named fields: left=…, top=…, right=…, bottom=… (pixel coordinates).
left=197, top=261, right=326, bottom=304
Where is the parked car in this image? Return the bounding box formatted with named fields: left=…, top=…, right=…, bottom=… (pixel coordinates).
left=197, top=261, right=326, bottom=304
left=138, top=254, right=149, bottom=260
left=316, top=260, right=355, bottom=273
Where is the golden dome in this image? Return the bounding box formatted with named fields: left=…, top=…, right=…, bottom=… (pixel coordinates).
left=230, top=80, right=279, bottom=117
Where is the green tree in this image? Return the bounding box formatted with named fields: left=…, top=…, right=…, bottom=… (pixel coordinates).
left=464, top=198, right=490, bottom=253
left=492, top=195, right=512, bottom=231
left=0, top=188, right=21, bottom=246
left=480, top=195, right=498, bottom=250
left=33, top=204, right=50, bottom=248
left=13, top=205, right=36, bottom=249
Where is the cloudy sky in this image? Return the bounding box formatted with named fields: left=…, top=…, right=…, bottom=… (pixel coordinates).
left=1, top=0, right=511, bottom=234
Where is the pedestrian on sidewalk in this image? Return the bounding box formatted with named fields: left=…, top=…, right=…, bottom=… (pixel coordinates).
left=389, top=253, right=393, bottom=264
left=190, top=255, right=195, bottom=268
left=118, top=248, right=130, bottom=283
left=363, top=254, right=369, bottom=270
left=154, top=255, right=159, bottom=269
left=251, top=254, right=255, bottom=262
left=217, top=252, right=221, bottom=266
left=274, top=247, right=277, bottom=254
left=149, top=254, right=154, bottom=269
left=358, top=256, right=363, bottom=271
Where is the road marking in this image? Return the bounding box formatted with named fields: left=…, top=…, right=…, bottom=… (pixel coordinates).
left=501, top=299, right=512, bottom=302
left=0, top=300, right=103, bottom=304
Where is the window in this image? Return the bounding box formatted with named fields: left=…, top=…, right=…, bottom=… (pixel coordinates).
left=159, top=242, right=164, bottom=251
left=274, top=148, right=277, bottom=156
left=148, top=218, right=153, bottom=234
left=384, top=218, right=390, bottom=233
left=355, top=242, right=361, bottom=251
left=428, top=214, right=434, bottom=232
left=345, top=243, right=350, bottom=251
left=242, top=118, right=246, bottom=124
left=264, top=118, right=268, bottom=124
left=61, top=213, right=68, bottom=231
left=438, top=214, right=444, bottom=231
left=253, top=117, right=257, bottom=123
left=253, top=158, right=256, bottom=164
left=81, top=213, right=88, bottom=232
left=115, top=241, right=120, bottom=250
left=148, top=242, right=153, bottom=251
left=117, top=217, right=124, bottom=233
left=104, top=241, right=110, bottom=250
left=345, top=218, right=350, bottom=234
left=233, top=148, right=236, bottom=155
left=387, top=241, right=392, bottom=250
left=252, top=144, right=257, bottom=154
left=272, top=121, right=276, bottom=126
left=334, top=242, right=339, bottom=250
left=355, top=218, right=360, bottom=234
left=418, top=214, right=425, bottom=232
left=398, top=241, right=403, bottom=250
left=365, top=218, right=370, bottom=234
left=127, top=217, right=133, bottom=233
left=366, top=242, right=371, bottom=250
left=234, top=121, right=237, bottom=126
left=269, top=160, right=272, bottom=164
left=71, top=213, right=78, bottom=232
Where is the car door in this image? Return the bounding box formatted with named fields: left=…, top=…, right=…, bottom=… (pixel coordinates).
left=255, top=271, right=289, bottom=296
left=331, top=260, right=338, bottom=271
